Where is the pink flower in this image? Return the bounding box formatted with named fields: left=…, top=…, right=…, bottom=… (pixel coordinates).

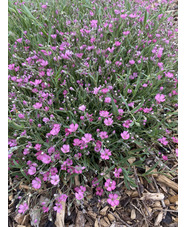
left=96, top=187, right=103, bottom=196
left=61, top=144, right=70, bottom=153
left=115, top=41, right=121, bottom=46
left=129, top=59, right=135, bottom=65
left=120, top=14, right=127, bottom=19
left=68, top=123, right=78, bottom=132
left=99, top=131, right=108, bottom=139
left=32, top=177, right=41, bottom=189
left=28, top=166, right=36, bottom=175
left=79, top=105, right=86, bottom=112
left=105, top=179, right=116, bottom=191
left=101, top=88, right=109, bottom=94
left=50, top=175, right=60, bottom=185
left=165, top=72, right=174, bottom=78
left=92, top=178, right=99, bottom=187
left=104, top=118, right=113, bottom=126
left=114, top=168, right=122, bottom=178
left=33, top=102, right=42, bottom=109
left=90, top=20, right=98, bottom=28
left=123, top=120, right=132, bottom=128
left=175, top=148, right=178, bottom=157
left=50, top=124, right=61, bottom=135
left=41, top=154, right=51, bottom=164
left=42, top=206, right=49, bottom=213
left=105, top=97, right=111, bottom=103
left=158, top=137, right=168, bottom=146
left=155, top=94, right=166, bottom=104
left=53, top=203, right=63, bottom=213
left=100, top=148, right=112, bottom=160
left=99, top=110, right=110, bottom=118
left=18, top=113, right=25, bottom=119
left=162, top=155, right=168, bottom=161
left=82, top=133, right=93, bottom=143
left=18, top=202, right=28, bottom=214
left=107, top=194, right=119, bottom=207
left=75, top=192, right=84, bottom=200
left=121, top=131, right=130, bottom=140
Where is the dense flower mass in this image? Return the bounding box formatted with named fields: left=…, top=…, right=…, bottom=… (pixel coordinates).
left=8, top=0, right=177, bottom=219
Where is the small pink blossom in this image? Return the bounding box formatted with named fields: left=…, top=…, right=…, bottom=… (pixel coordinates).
left=61, top=144, right=70, bottom=153
left=50, top=175, right=60, bottom=185
left=162, top=155, right=168, bottom=161
left=155, top=94, right=166, bottom=104
left=32, top=177, right=41, bottom=189
left=53, top=203, right=63, bottom=213
left=158, top=137, right=168, bottom=146
left=100, top=148, right=112, bottom=160
left=41, top=154, right=51, bottom=164
left=96, top=187, right=103, bottom=196
left=79, top=105, right=86, bottom=112
left=121, top=131, right=130, bottom=140
left=114, top=168, right=122, bottom=178
left=107, top=194, right=119, bottom=207
left=99, top=110, right=110, bottom=118
left=28, top=166, right=36, bottom=175
left=75, top=192, right=84, bottom=200
left=99, top=131, right=108, bottom=139
left=50, top=124, right=61, bottom=135
left=129, top=59, right=135, bottom=65
left=18, top=202, right=28, bottom=214
left=82, top=133, right=93, bottom=143
left=68, top=123, right=78, bottom=132
left=105, top=97, right=111, bottom=103
left=33, top=102, right=42, bottom=109
left=105, top=179, right=116, bottom=191
left=104, top=118, right=113, bottom=126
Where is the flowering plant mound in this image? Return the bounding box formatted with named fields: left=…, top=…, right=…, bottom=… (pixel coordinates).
left=8, top=0, right=177, bottom=220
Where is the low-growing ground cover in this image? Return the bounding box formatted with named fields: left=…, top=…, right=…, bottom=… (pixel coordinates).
left=8, top=0, right=178, bottom=226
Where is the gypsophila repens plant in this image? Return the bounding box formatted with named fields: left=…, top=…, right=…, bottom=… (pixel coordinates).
left=8, top=0, right=178, bottom=220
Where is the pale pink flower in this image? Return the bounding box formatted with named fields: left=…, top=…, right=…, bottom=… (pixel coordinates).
left=61, top=144, right=70, bottom=153
left=158, top=137, right=168, bottom=146
left=33, top=102, right=42, bottom=109
left=53, top=203, right=63, bottom=213
left=41, top=154, right=51, bottom=164
left=90, top=20, right=98, bottom=28
left=104, top=118, right=113, bottom=126
left=50, top=124, right=61, bottom=135
left=32, top=177, right=41, bottom=189
left=105, top=97, right=111, bottom=103
left=75, top=192, right=84, bottom=200
left=107, top=194, right=119, bottom=207
left=121, top=131, right=130, bottom=140
left=129, top=59, right=135, bottom=65
left=114, top=168, right=122, bottom=178
left=99, top=131, right=108, bottom=139
left=79, top=105, right=86, bottom=112
left=100, top=148, right=112, bottom=160
left=68, top=123, right=78, bottom=132
left=99, top=110, right=110, bottom=118
left=18, top=202, right=28, bottom=214
left=82, top=133, right=93, bottom=143
left=50, top=175, right=60, bottom=185
left=120, top=14, right=127, bottom=19
left=96, top=187, right=103, bottom=196
left=28, top=166, right=36, bottom=175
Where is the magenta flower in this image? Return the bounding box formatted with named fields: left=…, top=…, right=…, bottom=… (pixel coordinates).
left=50, top=175, right=60, bottom=185
left=41, top=154, right=51, bottom=164
left=18, top=113, right=25, bottom=119
left=33, top=102, right=42, bottom=109
left=61, top=144, right=70, bottom=153
left=82, top=133, right=93, bottom=143
left=114, top=168, right=122, bottom=178
left=158, top=137, right=168, bottom=146
left=105, top=179, right=116, bottom=191
left=90, top=20, right=98, bottom=28
left=100, top=110, right=110, bottom=118
left=50, top=124, right=61, bottom=136
left=121, top=131, right=130, bottom=140
left=99, top=131, right=108, bottom=139
left=96, top=187, right=103, bottom=196
left=120, top=14, right=127, bottom=19
left=105, top=97, right=111, bottom=103
left=75, top=192, right=84, bottom=200
left=100, top=148, right=112, bottom=160
left=18, top=202, right=28, bottom=214
left=155, top=94, right=166, bottom=104
left=79, top=105, right=86, bottom=112
left=28, top=166, right=36, bottom=175
left=107, top=194, right=119, bottom=207
left=68, top=123, right=78, bottom=132
left=32, top=177, right=41, bottom=189
left=129, top=59, right=135, bottom=65
left=104, top=118, right=113, bottom=126
left=53, top=203, right=63, bottom=213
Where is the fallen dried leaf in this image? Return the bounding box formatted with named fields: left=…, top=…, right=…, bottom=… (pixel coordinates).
left=107, top=213, right=115, bottom=222
left=75, top=211, right=86, bottom=227
left=164, top=199, right=170, bottom=206
left=104, top=217, right=110, bottom=225
left=156, top=175, right=178, bottom=192
left=154, top=211, right=164, bottom=226
left=17, top=225, right=26, bottom=227
left=21, top=214, right=29, bottom=226
left=128, top=157, right=136, bottom=164
left=140, top=193, right=164, bottom=201
left=87, top=210, right=97, bottom=220
left=94, top=219, right=99, bottom=227
left=100, top=206, right=109, bottom=216
left=130, top=209, right=136, bottom=220
left=100, top=218, right=109, bottom=227
left=168, top=195, right=178, bottom=204
left=14, top=213, right=24, bottom=224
